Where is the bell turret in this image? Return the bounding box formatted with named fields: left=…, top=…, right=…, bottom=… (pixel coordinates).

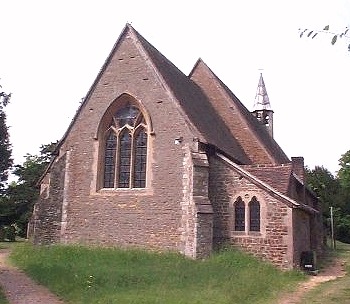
left=252, top=73, right=274, bottom=137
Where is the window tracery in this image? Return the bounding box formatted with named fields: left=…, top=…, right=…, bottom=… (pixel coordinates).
left=102, top=103, right=148, bottom=189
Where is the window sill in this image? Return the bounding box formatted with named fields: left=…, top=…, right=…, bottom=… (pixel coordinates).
left=231, top=231, right=246, bottom=236
left=231, top=231, right=263, bottom=237
left=248, top=231, right=262, bottom=237
left=94, top=187, right=153, bottom=196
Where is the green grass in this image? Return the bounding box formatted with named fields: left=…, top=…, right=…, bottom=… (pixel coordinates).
left=10, top=243, right=305, bottom=304
left=0, top=287, right=8, bottom=304
left=0, top=241, right=15, bottom=304
left=299, top=241, right=350, bottom=303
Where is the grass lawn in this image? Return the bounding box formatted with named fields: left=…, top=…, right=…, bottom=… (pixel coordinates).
left=9, top=243, right=305, bottom=304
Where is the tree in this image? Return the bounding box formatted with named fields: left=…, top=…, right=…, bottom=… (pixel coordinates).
left=335, top=151, right=350, bottom=243
left=305, top=166, right=342, bottom=217
left=305, top=164, right=350, bottom=244
left=3, top=142, right=57, bottom=237
left=337, top=150, right=350, bottom=215
left=338, top=150, right=350, bottom=190
left=0, top=88, right=12, bottom=192
left=299, top=25, right=350, bottom=51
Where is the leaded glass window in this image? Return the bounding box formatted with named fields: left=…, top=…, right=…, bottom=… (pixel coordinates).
left=234, top=197, right=245, bottom=231
left=249, top=196, right=260, bottom=232
left=102, top=103, right=147, bottom=189
left=133, top=128, right=147, bottom=188
left=118, top=130, right=132, bottom=188
left=103, top=131, right=117, bottom=188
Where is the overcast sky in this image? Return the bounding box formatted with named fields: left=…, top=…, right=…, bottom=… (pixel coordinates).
left=1, top=0, right=350, bottom=175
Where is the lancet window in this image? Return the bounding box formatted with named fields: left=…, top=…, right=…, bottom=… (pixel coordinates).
left=233, top=196, right=261, bottom=233
left=234, top=196, right=245, bottom=231
left=249, top=196, right=260, bottom=232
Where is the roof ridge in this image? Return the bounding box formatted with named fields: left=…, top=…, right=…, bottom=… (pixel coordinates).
left=188, top=58, right=205, bottom=78
left=217, top=153, right=298, bottom=207
left=128, top=26, right=205, bottom=141
left=243, top=163, right=292, bottom=168
left=211, top=70, right=289, bottom=164
left=130, top=28, right=249, bottom=164
left=190, top=60, right=288, bottom=164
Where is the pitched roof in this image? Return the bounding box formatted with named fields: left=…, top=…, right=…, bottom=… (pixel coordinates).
left=243, top=164, right=292, bottom=195
left=129, top=25, right=250, bottom=164
left=48, top=23, right=288, bottom=175
left=190, top=60, right=290, bottom=165
left=47, top=23, right=250, bottom=166
left=217, top=153, right=318, bottom=214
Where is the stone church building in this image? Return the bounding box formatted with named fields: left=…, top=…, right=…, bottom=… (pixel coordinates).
left=29, top=24, right=323, bottom=269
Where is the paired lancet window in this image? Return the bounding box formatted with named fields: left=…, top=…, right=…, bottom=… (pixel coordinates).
left=103, top=104, right=147, bottom=189
left=234, top=196, right=260, bottom=232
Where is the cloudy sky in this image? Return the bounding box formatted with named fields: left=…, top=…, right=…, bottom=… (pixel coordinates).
left=1, top=0, right=350, bottom=175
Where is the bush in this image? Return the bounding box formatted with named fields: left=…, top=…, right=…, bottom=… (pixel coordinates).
left=335, top=215, right=350, bottom=243
left=0, top=224, right=17, bottom=242
left=5, top=225, right=16, bottom=242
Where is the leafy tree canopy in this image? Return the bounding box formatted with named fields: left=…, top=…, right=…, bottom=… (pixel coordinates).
left=1, top=142, right=57, bottom=237
left=306, top=150, right=350, bottom=243
left=338, top=150, right=350, bottom=191
left=0, top=87, right=12, bottom=192
left=305, top=165, right=342, bottom=216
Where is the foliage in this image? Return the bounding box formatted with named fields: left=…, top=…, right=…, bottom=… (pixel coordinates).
left=337, top=150, right=350, bottom=192
left=305, top=166, right=342, bottom=217
left=299, top=25, right=350, bottom=51
left=334, top=213, right=350, bottom=244
left=0, top=88, right=12, bottom=192
left=1, top=142, right=57, bottom=237
left=0, top=225, right=16, bottom=242
left=306, top=150, right=350, bottom=243
left=10, top=243, right=305, bottom=304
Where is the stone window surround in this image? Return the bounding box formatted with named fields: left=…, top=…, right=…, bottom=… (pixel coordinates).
left=95, top=93, right=154, bottom=191
left=230, top=193, right=265, bottom=238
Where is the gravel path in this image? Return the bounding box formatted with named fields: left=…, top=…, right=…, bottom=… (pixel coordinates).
left=0, top=249, right=65, bottom=304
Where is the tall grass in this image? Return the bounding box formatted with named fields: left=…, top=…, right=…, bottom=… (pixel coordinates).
left=10, top=243, right=304, bottom=304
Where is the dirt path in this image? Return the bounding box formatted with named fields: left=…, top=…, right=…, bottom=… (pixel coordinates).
left=277, top=257, right=347, bottom=304
left=0, top=249, right=65, bottom=304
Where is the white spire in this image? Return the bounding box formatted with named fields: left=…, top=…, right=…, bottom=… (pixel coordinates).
left=253, top=73, right=272, bottom=111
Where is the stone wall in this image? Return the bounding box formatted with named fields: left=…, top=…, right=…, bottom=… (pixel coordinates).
left=208, top=154, right=294, bottom=269
left=292, top=209, right=311, bottom=267
left=191, top=151, right=213, bottom=258
left=32, top=153, right=66, bottom=245
left=32, top=31, right=213, bottom=258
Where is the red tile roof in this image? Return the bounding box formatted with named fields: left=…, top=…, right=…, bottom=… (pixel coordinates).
left=243, top=164, right=293, bottom=195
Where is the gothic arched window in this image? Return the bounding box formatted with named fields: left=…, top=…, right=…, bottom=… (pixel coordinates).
left=249, top=196, right=260, bottom=232
left=234, top=196, right=245, bottom=231
left=102, top=103, right=148, bottom=189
